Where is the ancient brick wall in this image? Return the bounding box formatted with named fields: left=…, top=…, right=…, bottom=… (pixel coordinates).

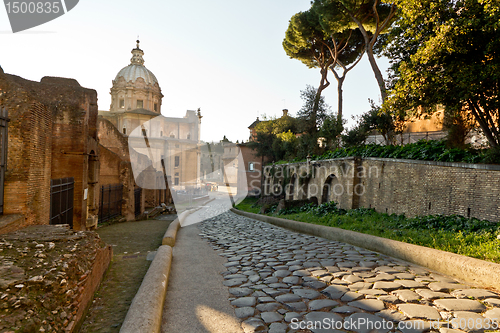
left=0, top=72, right=100, bottom=231
left=264, top=158, right=500, bottom=222
left=0, top=74, right=53, bottom=228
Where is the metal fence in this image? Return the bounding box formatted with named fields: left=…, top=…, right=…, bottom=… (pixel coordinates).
left=99, top=184, right=123, bottom=223
left=0, top=107, right=9, bottom=215
left=50, top=177, right=74, bottom=228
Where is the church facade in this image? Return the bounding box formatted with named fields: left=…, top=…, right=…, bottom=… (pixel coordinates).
left=99, top=41, right=202, bottom=191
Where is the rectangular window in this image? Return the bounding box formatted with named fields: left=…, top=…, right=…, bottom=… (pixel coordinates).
left=174, top=178, right=179, bottom=185
left=154, top=103, right=158, bottom=112
left=119, top=99, right=124, bottom=108
left=136, top=100, right=143, bottom=108
left=248, top=162, right=255, bottom=172
left=122, top=127, right=127, bottom=135
left=174, top=156, right=180, bottom=167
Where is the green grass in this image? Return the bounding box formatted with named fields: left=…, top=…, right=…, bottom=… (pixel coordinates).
left=235, top=198, right=500, bottom=264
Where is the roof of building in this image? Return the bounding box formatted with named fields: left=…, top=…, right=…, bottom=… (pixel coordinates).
left=248, top=117, right=261, bottom=129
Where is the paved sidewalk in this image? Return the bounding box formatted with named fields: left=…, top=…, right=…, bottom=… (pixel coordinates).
left=161, top=202, right=244, bottom=333
left=163, top=200, right=500, bottom=333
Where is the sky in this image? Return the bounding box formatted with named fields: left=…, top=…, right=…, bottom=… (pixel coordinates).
left=0, top=0, right=390, bottom=143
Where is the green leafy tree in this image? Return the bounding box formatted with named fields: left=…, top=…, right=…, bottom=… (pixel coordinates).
left=384, top=0, right=500, bottom=148
left=283, top=9, right=336, bottom=130
left=319, top=113, right=345, bottom=148
left=313, top=0, right=397, bottom=100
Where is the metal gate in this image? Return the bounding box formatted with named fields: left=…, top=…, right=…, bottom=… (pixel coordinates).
left=0, top=107, right=9, bottom=215
left=134, top=187, right=142, bottom=217
left=99, top=184, right=123, bottom=223
left=50, top=177, right=74, bottom=228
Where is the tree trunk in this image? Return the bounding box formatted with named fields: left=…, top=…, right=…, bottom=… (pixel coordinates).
left=336, top=75, right=344, bottom=126
left=366, top=46, right=387, bottom=101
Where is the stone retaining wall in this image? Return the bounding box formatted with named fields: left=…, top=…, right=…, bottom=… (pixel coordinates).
left=263, top=157, right=500, bottom=221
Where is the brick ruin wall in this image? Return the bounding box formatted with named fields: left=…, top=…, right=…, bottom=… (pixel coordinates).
left=0, top=72, right=99, bottom=230
left=265, top=158, right=500, bottom=222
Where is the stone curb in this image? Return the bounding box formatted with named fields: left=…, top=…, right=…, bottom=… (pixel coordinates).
left=162, top=207, right=201, bottom=246
left=230, top=208, right=500, bottom=291
left=119, top=245, right=172, bottom=333
left=121, top=207, right=204, bottom=333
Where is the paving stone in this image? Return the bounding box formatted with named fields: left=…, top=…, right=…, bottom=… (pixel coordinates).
left=261, top=311, right=283, bottom=323
left=395, top=280, right=426, bottom=288
left=304, top=312, right=343, bottom=326
left=377, top=309, right=408, bottom=322
left=308, top=299, right=338, bottom=311
left=484, top=308, right=500, bottom=323
left=359, top=261, right=377, bottom=268
left=330, top=279, right=350, bottom=285
left=349, top=282, right=373, bottom=291
left=268, top=283, right=289, bottom=289
left=393, top=290, right=421, bottom=302
left=343, top=274, right=364, bottom=284
left=344, top=313, right=391, bottom=333
left=231, top=297, right=257, bottom=307
left=311, top=269, right=328, bottom=277
left=258, top=296, right=275, bottom=303
left=397, top=304, right=442, bottom=320
left=284, top=312, right=302, bottom=323
left=452, top=311, right=493, bottom=333
left=348, top=299, right=386, bottom=312
left=293, top=269, right=311, bottom=277
left=319, top=275, right=333, bottom=283
left=292, top=288, right=321, bottom=299
left=434, top=299, right=486, bottom=312
left=358, top=289, right=388, bottom=296
left=275, top=293, right=301, bottom=303
left=282, top=276, right=300, bottom=285
left=341, top=291, right=364, bottom=302
left=248, top=275, right=261, bottom=283
left=378, top=295, right=400, bottom=304
left=264, top=277, right=279, bottom=284
left=373, top=281, right=402, bottom=291
left=242, top=318, right=267, bottom=333
left=223, top=278, right=248, bottom=287
left=395, top=273, right=417, bottom=280
left=332, top=305, right=363, bottom=314
left=229, top=287, right=253, bottom=296
left=366, top=273, right=396, bottom=282
left=273, top=270, right=291, bottom=278
left=322, top=285, right=349, bottom=299
left=268, top=322, right=288, bottom=333
left=484, top=298, right=500, bottom=307
left=376, top=266, right=402, bottom=274
left=263, top=288, right=287, bottom=297
left=256, top=302, right=282, bottom=312
left=285, top=301, right=308, bottom=312
left=235, top=307, right=255, bottom=319
left=451, top=289, right=500, bottom=300
left=225, top=273, right=247, bottom=279
left=428, top=282, right=470, bottom=292
left=303, top=280, right=327, bottom=289
left=415, top=288, right=455, bottom=300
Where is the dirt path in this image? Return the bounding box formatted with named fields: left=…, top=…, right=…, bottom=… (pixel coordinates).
left=78, top=215, right=176, bottom=333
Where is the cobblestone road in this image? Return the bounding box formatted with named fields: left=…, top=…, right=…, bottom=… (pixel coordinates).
left=196, top=206, right=500, bottom=333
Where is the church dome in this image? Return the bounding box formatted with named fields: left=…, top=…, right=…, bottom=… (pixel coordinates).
left=113, top=40, right=158, bottom=86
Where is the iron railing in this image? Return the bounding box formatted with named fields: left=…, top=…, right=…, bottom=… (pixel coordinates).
left=50, top=177, right=74, bottom=228
left=99, top=184, right=123, bottom=223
